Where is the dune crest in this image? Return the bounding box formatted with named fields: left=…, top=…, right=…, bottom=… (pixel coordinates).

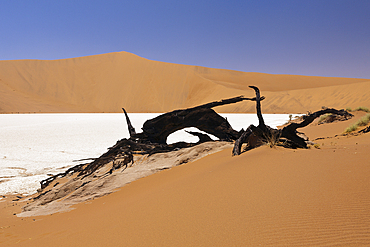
left=1, top=51, right=368, bottom=113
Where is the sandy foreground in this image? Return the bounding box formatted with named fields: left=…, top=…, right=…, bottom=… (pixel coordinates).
left=1, top=112, right=369, bottom=246
left=1, top=51, right=369, bottom=113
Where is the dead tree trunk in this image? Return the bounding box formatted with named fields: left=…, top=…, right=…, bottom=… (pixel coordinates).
left=39, top=89, right=352, bottom=190
left=249, top=86, right=266, bottom=130
left=39, top=95, right=262, bottom=189
left=232, top=86, right=274, bottom=155
left=122, top=108, right=136, bottom=137
left=232, top=86, right=353, bottom=155
left=232, top=127, right=253, bottom=156
left=280, top=108, right=353, bottom=148
left=133, top=95, right=263, bottom=144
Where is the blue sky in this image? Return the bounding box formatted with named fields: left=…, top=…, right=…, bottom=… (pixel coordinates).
left=1, top=0, right=369, bottom=78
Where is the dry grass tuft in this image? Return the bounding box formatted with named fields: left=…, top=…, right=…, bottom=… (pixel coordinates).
left=318, top=113, right=332, bottom=124
left=344, top=114, right=370, bottom=133
left=354, top=106, right=370, bottom=113
left=347, top=106, right=370, bottom=113
left=263, top=130, right=281, bottom=148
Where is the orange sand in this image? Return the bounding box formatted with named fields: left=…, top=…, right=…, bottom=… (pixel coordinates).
left=1, top=113, right=370, bottom=246
left=1, top=52, right=369, bottom=245
left=1, top=51, right=369, bottom=113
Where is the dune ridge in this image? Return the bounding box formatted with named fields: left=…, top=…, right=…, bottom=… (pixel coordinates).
left=1, top=51, right=369, bottom=113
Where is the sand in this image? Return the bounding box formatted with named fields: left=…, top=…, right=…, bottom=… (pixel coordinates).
left=1, top=51, right=369, bottom=113
left=1, top=112, right=370, bottom=246
left=1, top=52, right=370, bottom=245
left=18, top=142, right=234, bottom=217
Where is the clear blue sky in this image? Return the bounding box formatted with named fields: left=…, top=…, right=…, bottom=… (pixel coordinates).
left=1, top=0, right=369, bottom=78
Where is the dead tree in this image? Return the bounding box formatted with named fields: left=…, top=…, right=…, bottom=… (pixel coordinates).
left=232, top=86, right=353, bottom=156
left=40, top=95, right=261, bottom=189
left=280, top=108, right=352, bottom=148
left=39, top=88, right=352, bottom=190
left=122, top=108, right=136, bottom=137
left=125, top=95, right=264, bottom=144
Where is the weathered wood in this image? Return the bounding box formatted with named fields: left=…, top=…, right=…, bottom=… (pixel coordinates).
left=40, top=95, right=257, bottom=189
left=40, top=87, right=354, bottom=191
left=280, top=108, right=353, bottom=148
left=192, top=95, right=265, bottom=109
left=232, top=86, right=271, bottom=155
left=122, top=108, right=136, bottom=137
left=139, top=95, right=262, bottom=144
left=186, top=130, right=213, bottom=143
left=141, top=107, right=238, bottom=144
left=232, top=127, right=253, bottom=156
left=359, top=126, right=370, bottom=133
left=249, top=86, right=266, bottom=130
left=232, top=86, right=353, bottom=155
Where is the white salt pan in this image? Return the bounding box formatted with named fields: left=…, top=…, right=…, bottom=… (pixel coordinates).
left=0, top=113, right=296, bottom=195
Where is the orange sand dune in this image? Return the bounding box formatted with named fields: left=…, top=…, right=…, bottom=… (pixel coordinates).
left=1, top=113, right=370, bottom=246
left=1, top=51, right=369, bottom=113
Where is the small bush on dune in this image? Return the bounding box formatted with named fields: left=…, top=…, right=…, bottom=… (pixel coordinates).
left=354, top=106, right=370, bottom=112
left=345, top=125, right=358, bottom=133
left=308, top=143, right=320, bottom=149
left=344, top=114, right=370, bottom=133
left=357, top=114, right=370, bottom=126
left=318, top=113, right=332, bottom=124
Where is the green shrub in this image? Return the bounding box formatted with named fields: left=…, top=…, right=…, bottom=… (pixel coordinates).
left=313, top=143, right=320, bottom=149
left=345, top=125, right=358, bottom=133
left=357, top=114, right=370, bottom=126
left=353, top=106, right=370, bottom=113
left=344, top=114, right=370, bottom=133
left=318, top=113, right=332, bottom=124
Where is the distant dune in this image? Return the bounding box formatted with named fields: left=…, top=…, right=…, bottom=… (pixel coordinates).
left=0, top=51, right=369, bottom=113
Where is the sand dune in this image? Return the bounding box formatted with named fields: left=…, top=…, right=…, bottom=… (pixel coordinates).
left=1, top=52, right=370, bottom=246
left=1, top=51, right=368, bottom=113
left=1, top=112, right=370, bottom=246
left=18, top=142, right=233, bottom=217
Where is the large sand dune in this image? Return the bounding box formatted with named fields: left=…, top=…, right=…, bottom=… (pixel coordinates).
left=1, top=51, right=369, bottom=113
left=1, top=52, right=370, bottom=246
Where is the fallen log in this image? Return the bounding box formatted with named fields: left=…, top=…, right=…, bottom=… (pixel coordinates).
left=134, top=95, right=263, bottom=144
left=40, top=95, right=260, bottom=189
left=232, top=86, right=353, bottom=155
left=280, top=108, right=353, bottom=148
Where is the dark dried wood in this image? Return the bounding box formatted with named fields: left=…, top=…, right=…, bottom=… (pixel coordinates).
left=185, top=130, right=213, bottom=143
left=122, top=108, right=136, bottom=137
left=359, top=126, right=370, bottom=134
left=249, top=86, right=266, bottom=130
left=40, top=95, right=259, bottom=190
left=232, top=127, right=253, bottom=156
left=232, top=86, right=272, bottom=155
left=280, top=108, right=353, bottom=148
left=140, top=95, right=262, bottom=144
left=232, top=86, right=353, bottom=155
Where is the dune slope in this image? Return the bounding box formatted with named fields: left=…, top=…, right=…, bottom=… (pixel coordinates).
left=1, top=113, right=370, bottom=246
left=1, top=52, right=369, bottom=113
